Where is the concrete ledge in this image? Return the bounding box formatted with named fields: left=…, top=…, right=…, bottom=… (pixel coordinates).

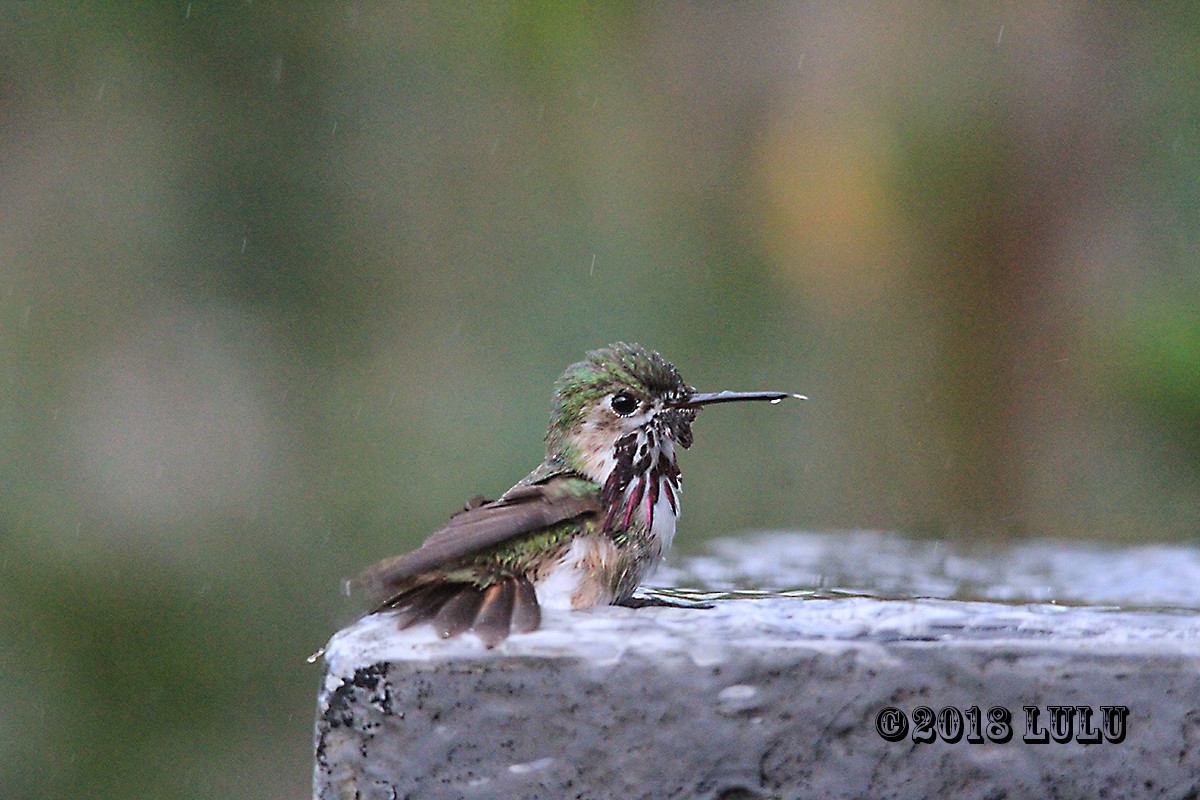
left=314, top=585, right=1200, bottom=799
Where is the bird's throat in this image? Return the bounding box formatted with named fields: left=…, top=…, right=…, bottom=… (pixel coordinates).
left=596, top=430, right=681, bottom=531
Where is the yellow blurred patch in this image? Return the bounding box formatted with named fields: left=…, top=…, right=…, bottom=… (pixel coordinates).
left=755, top=107, right=905, bottom=311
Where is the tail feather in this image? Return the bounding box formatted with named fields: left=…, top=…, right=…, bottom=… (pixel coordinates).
left=376, top=576, right=543, bottom=647
left=510, top=578, right=541, bottom=633
left=433, top=588, right=485, bottom=639
left=473, top=582, right=516, bottom=647
left=388, top=583, right=457, bottom=629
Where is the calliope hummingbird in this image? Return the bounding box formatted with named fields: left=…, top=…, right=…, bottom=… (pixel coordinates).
left=358, top=342, right=803, bottom=646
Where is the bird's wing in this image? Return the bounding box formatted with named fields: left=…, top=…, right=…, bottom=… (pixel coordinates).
left=358, top=473, right=600, bottom=597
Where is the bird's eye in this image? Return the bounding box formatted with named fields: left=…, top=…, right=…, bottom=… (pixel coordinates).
left=610, top=393, right=639, bottom=416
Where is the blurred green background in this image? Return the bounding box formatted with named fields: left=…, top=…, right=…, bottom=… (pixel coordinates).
left=2, top=3, right=1198, bottom=798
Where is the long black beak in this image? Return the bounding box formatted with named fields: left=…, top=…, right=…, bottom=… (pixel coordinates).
left=673, top=390, right=807, bottom=409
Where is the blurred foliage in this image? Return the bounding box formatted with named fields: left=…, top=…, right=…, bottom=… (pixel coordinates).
left=2, top=3, right=1199, bottom=798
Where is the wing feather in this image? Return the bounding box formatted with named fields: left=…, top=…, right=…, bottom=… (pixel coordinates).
left=358, top=474, right=599, bottom=598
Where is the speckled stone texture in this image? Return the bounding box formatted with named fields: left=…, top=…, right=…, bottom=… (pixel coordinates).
left=313, top=535, right=1200, bottom=800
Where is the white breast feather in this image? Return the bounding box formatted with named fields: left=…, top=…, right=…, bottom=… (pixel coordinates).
left=649, top=478, right=679, bottom=553
left=534, top=537, right=614, bottom=609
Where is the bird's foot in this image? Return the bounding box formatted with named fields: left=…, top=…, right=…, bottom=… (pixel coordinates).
left=617, top=593, right=715, bottom=610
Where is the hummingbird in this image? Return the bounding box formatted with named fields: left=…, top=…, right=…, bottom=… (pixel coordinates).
left=358, top=342, right=803, bottom=647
